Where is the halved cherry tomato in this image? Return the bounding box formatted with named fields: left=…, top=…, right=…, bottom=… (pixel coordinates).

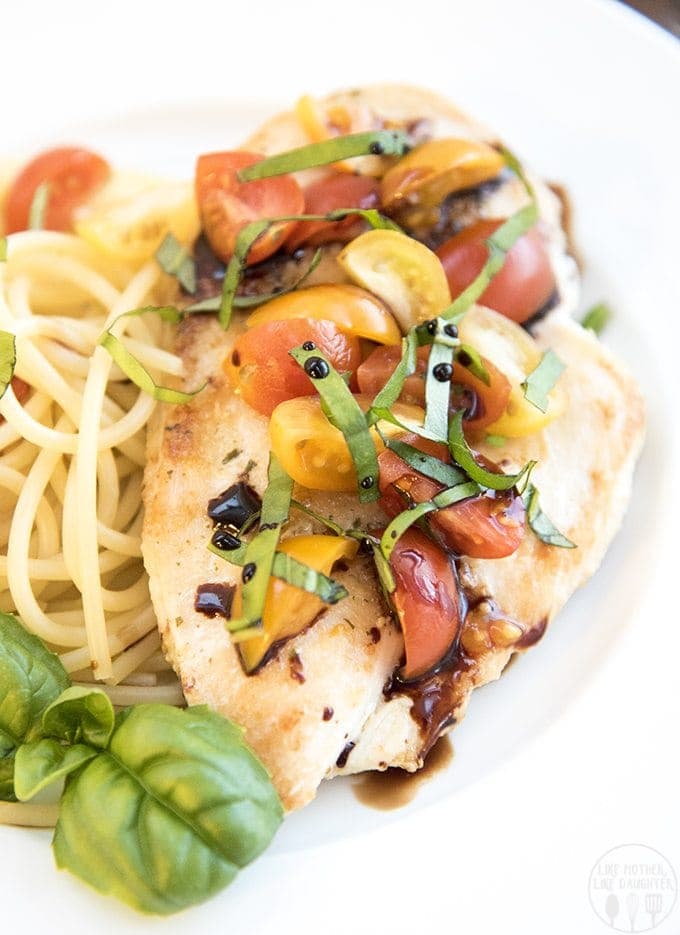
left=436, top=219, right=556, bottom=324
left=224, top=319, right=361, bottom=417
left=378, top=438, right=525, bottom=559
left=5, top=147, right=110, bottom=234
left=195, top=152, right=304, bottom=266
left=246, top=284, right=401, bottom=345
left=357, top=344, right=511, bottom=432
left=286, top=174, right=380, bottom=250
left=390, top=527, right=462, bottom=680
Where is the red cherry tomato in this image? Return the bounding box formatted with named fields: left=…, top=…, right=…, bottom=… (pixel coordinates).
left=378, top=436, right=525, bottom=559
left=224, top=318, right=361, bottom=416
left=286, top=174, right=380, bottom=250
left=195, top=152, right=304, bottom=266
left=357, top=344, right=511, bottom=432
left=390, top=527, right=462, bottom=680
left=436, top=220, right=556, bottom=324
left=4, top=147, right=110, bottom=234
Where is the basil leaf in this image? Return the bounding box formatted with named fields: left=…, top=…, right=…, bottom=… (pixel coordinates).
left=155, top=233, right=196, bottom=294
left=0, top=237, right=7, bottom=261
left=28, top=182, right=50, bottom=230
left=0, top=613, right=70, bottom=801
left=14, top=740, right=97, bottom=801
left=237, top=130, right=411, bottom=181
left=371, top=542, right=396, bottom=595
left=366, top=330, right=418, bottom=426
left=270, top=553, right=347, bottom=605
left=227, top=454, right=293, bottom=632
left=457, top=343, right=490, bottom=385
left=53, top=704, right=283, bottom=915
left=290, top=500, right=347, bottom=536
left=423, top=322, right=459, bottom=441
left=0, top=330, right=17, bottom=401
left=99, top=306, right=205, bottom=404
left=385, top=437, right=467, bottom=487
left=42, top=687, right=115, bottom=749
left=523, top=483, right=576, bottom=548
left=448, top=411, right=533, bottom=491
left=581, top=302, right=611, bottom=335
left=290, top=344, right=380, bottom=502
left=380, top=481, right=479, bottom=559
left=521, top=349, right=565, bottom=413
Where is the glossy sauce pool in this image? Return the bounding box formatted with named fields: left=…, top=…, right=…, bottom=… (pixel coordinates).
left=351, top=736, right=454, bottom=811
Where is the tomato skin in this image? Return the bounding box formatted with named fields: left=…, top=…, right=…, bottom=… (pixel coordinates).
left=357, top=344, right=511, bottom=432
left=286, top=174, right=379, bottom=250
left=195, top=152, right=304, bottom=266
left=436, top=220, right=556, bottom=324
left=390, top=527, right=462, bottom=681
left=224, top=318, right=361, bottom=417
left=5, top=147, right=110, bottom=234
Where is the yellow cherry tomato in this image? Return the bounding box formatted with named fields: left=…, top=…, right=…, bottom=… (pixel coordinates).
left=269, top=395, right=424, bottom=491
left=458, top=305, right=566, bottom=437
left=337, top=229, right=451, bottom=333
left=238, top=534, right=359, bottom=673
left=380, top=138, right=505, bottom=210
left=246, top=284, right=401, bottom=345
left=75, top=179, right=200, bottom=264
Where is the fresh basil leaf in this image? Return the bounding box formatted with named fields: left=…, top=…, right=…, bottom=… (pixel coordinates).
left=99, top=306, right=204, bottom=404
left=523, top=483, right=576, bottom=548
left=581, top=302, right=611, bottom=335
left=290, top=500, right=347, bottom=537
left=371, top=543, right=396, bottom=595
left=28, top=182, right=50, bottom=230
left=385, top=437, right=467, bottom=487
left=0, top=613, right=70, bottom=801
left=237, top=130, right=411, bottom=181
left=290, top=344, right=380, bottom=502
left=42, top=687, right=115, bottom=749
left=423, top=321, right=459, bottom=441
left=14, top=740, right=97, bottom=801
left=366, top=330, right=418, bottom=426
left=270, top=553, right=347, bottom=604
left=457, top=343, right=490, bottom=385
left=521, top=349, right=565, bottom=413
left=0, top=237, right=7, bottom=261
left=448, top=411, right=533, bottom=491
left=380, top=481, right=479, bottom=559
left=155, top=233, right=196, bottom=294
left=0, top=330, right=17, bottom=401
left=53, top=704, right=283, bottom=916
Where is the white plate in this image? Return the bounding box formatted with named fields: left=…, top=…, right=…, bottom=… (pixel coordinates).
left=3, top=1, right=679, bottom=932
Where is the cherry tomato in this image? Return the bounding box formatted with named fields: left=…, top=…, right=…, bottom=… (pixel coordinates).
left=195, top=152, right=304, bottom=266
left=357, top=344, right=511, bottom=432
left=390, top=527, right=462, bottom=680
left=224, top=319, right=361, bottom=417
left=4, top=147, right=110, bottom=234
left=436, top=219, right=556, bottom=324
left=286, top=174, right=380, bottom=250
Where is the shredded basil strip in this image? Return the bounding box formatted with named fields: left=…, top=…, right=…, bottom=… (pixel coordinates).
left=384, top=437, right=467, bottom=487
left=0, top=237, right=7, bottom=261
left=523, top=482, right=576, bottom=548
left=28, top=182, right=50, bottom=231
left=0, top=330, right=17, bottom=401
left=237, top=131, right=411, bottom=181
left=448, top=411, right=533, bottom=491
left=290, top=500, right=346, bottom=537
left=457, top=343, right=490, bottom=385
left=522, top=349, right=565, bottom=413
left=371, top=543, right=396, bottom=595
left=155, top=233, right=196, bottom=294
left=366, top=330, right=418, bottom=426
left=98, top=306, right=203, bottom=404
left=290, top=345, right=380, bottom=503
left=581, top=302, right=611, bottom=335
left=380, top=481, right=479, bottom=559
left=226, top=454, right=294, bottom=632
left=423, top=321, right=459, bottom=441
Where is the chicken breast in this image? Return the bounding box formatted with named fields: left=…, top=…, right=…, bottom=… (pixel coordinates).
left=142, top=86, right=644, bottom=810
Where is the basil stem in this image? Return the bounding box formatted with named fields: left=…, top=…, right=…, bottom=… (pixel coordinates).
left=380, top=481, right=479, bottom=559
left=384, top=437, right=467, bottom=487
left=581, top=302, right=611, bottom=335
left=366, top=330, right=418, bottom=426
left=289, top=345, right=380, bottom=503
left=237, top=130, right=411, bottom=181
left=98, top=306, right=204, bottom=404
left=523, top=482, right=576, bottom=548
left=448, top=411, right=533, bottom=491
left=155, top=233, right=196, bottom=294
left=226, top=454, right=293, bottom=632
left=28, top=182, right=50, bottom=231
left=522, top=349, right=565, bottom=413
left=0, top=331, right=17, bottom=401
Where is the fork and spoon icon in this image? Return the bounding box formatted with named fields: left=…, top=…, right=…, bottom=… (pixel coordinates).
left=605, top=893, right=664, bottom=930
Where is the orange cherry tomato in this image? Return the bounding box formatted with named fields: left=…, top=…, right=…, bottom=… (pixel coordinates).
left=390, top=527, right=462, bottom=680
left=357, top=344, right=511, bottom=432
left=4, top=147, right=110, bottom=234
left=224, top=318, right=361, bottom=416
left=436, top=219, right=556, bottom=324
left=286, top=174, right=379, bottom=250
left=195, top=152, right=304, bottom=266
